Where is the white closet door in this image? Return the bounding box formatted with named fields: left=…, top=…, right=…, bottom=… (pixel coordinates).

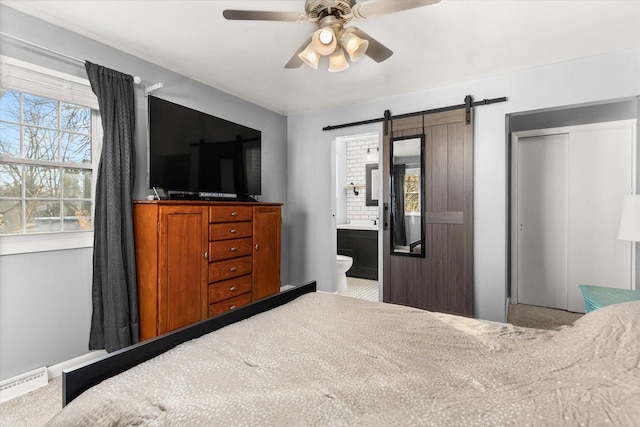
left=517, top=133, right=569, bottom=309
left=514, top=121, right=635, bottom=313
left=566, top=125, right=634, bottom=312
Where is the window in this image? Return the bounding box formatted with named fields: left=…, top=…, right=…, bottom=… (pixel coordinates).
left=0, top=57, right=100, bottom=252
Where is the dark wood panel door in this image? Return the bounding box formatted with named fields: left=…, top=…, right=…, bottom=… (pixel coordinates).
left=158, top=205, right=209, bottom=334
left=383, top=109, right=474, bottom=317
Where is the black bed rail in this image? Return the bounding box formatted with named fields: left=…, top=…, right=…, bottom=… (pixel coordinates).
left=62, top=281, right=317, bottom=406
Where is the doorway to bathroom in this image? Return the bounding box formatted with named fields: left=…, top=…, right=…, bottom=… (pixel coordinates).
left=333, top=132, right=382, bottom=302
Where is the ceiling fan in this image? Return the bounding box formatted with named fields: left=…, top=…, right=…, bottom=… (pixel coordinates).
left=223, top=0, right=440, bottom=72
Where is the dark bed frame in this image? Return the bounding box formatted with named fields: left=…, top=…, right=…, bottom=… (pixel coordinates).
left=62, top=281, right=317, bottom=406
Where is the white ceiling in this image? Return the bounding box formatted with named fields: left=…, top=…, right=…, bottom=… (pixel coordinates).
left=3, top=0, right=640, bottom=116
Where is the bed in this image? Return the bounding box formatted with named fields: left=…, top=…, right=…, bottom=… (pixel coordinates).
left=48, top=282, right=640, bottom=426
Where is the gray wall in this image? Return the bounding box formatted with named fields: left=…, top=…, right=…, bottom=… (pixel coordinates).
left=287, top=47, right=640, bottom=322
left=0, top=5, right=288, bottom=381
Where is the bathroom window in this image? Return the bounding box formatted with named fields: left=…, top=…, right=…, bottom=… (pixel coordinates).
left=404, top=169, right=420, bottom=213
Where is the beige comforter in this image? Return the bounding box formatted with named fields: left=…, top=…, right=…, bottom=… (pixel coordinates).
left=48, top=292, right=640, bottom=426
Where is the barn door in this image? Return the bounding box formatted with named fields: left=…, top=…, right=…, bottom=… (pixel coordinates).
left=383, top=108, right=474, bottom=317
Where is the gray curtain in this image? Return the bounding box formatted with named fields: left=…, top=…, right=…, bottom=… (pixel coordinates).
left=392, top=164, right=407, bottom=247
left=85, top=61, right=139, bottom=352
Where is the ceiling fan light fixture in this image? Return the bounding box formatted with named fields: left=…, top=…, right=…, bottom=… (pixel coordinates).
left=298, top=42, right=320, bottom=69
left=312, top=27, right=337, bottom=56
left=342, top=31, right=369, bottom=62
left=328, top=48, right=350, bottom=72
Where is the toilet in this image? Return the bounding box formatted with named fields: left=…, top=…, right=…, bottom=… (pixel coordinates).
left=336, top=255, right=353, bottom=293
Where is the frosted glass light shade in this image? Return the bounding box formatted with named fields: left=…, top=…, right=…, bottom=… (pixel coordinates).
left=618, top=195, right=640, bottom=241
left=298, top=43, right=320, bottom=69
left=312, top=28, right=337, bottom=56
left=342, top=32, right=369, bottom=62
left=328, top=48, right=349, bottom=72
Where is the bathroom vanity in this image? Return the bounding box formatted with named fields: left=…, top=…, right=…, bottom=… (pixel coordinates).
left=337, top=225, right=378, bottom=280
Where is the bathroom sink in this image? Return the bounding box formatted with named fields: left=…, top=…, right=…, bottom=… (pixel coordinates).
left=337, top=220, right=378, bottom=231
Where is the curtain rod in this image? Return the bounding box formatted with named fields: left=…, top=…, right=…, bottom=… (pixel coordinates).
left=0, top=31, right=143, bottom=85
left=323, top=95, right=508, bottom=133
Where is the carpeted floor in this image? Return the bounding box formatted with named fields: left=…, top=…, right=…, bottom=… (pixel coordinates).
left=507, top=303, right=583, bottom=330
left=0, top=376, right=61, bottom=427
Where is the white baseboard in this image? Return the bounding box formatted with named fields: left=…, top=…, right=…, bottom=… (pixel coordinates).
left=47, top=350, right=107, bottom=379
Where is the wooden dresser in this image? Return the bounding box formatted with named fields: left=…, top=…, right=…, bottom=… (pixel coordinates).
left=133, top=200, right=282, bottom=340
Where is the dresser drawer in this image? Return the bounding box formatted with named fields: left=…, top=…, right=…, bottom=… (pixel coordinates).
left=209, top=256, right=252, bottom=283
left=208, top=275, right=252, bottom=304
left=208, top=292, right=252, bottom=317
left=209, top=237, right=253, bottom=261
left=210, top=206, right=253, bottom=223
left=209, top=221, right=252, bottom=241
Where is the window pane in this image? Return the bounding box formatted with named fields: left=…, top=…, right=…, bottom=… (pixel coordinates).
left=25, top=200, right=61, bottom=233
left=22, top=94, right=58, bottom=129
left=63, top=168, right=92, bottom=198
left=63, top=200, right=92, bottom=231
left=0, top=122, right=21, bottom=157
left=0, top=163, right=22, bottom=197
left=23, top=126, right=59, bottom=161
left=60, top=103, right=91, bottom=134
left=61, top=132, right=91, bottom=164
left=0, top=89, right=21, bottom=124
left=0, top=200, right=22, bottom=234
left=25, top=165, right=60, bottom=198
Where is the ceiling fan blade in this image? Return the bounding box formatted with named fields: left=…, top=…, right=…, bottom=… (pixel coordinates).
left=284, top=36, right=313, bottom=69
left=352, top=29, right=393, bottom=63
left=352, top=0, right=440, bottom=19
left=223, top=9, right=307, bottom=22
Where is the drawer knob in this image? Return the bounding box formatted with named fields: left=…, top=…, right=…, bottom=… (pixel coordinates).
left=231, top=212, right=238, bottom=217
left=230, top=229, right=237, bottom=234
left=230, top=267, right=237, bottom=272
left=230, top=247, right=238, bottom=252
left=230, top=305, right=237, bottom=310
left=230, top=286, right=237, bottom=292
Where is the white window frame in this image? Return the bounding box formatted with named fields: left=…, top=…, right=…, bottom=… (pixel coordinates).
left=0, top=56, right=101, bottom=255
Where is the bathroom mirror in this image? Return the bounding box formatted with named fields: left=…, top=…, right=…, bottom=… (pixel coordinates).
left=365, top=164, right=379, bottom=206
left=390, top=134, right=425, bottom=257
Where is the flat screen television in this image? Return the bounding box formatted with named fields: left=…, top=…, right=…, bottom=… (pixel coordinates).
left=148, top=96, right=261, bottom=200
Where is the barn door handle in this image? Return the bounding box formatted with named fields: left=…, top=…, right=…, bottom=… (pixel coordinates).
left=383, top=203, right=389, bottom=230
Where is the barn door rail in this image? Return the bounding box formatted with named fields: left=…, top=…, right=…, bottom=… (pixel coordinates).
left=322, top=95, right=507, bottom=134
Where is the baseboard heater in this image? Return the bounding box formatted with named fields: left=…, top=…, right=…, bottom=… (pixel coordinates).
left=0, top=366, right=48, bottom=403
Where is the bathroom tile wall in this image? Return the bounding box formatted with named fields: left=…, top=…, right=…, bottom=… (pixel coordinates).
left=346, top=135, right=379, bottom=223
